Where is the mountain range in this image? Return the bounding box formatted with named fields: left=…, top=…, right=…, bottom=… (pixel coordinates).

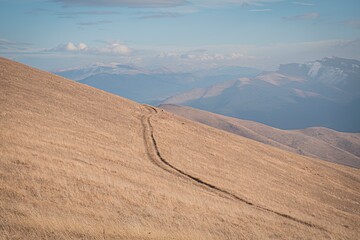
left=2, top=57, right=360, bottom=239
left=163, top=57, right=360, bottom=132
left=55, top=64, right=260, bottom=105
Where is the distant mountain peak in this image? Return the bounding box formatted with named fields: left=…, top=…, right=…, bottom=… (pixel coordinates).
left=163, top=56, right=360, bottom=132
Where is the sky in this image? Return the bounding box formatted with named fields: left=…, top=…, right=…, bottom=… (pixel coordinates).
left=0, top=0, right=359, bottom=71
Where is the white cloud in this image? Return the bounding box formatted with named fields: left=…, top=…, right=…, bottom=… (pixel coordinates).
left=154, top=50, right=261, bottom=70
left=96, top=42, right=131, bottom=55
left=148, top=38, right=360, bottom=70
left=5, top=37, right=360, bottom=72
left=52, top=42, right=89, bottom=52
left=77, top=43, right=88, bottom=50
left=159, top=51, right=243, bottom=61
left=48, top=41, right=131, bottom=55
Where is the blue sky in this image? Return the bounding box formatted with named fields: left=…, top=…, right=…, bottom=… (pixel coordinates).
left=0, top=0, right=359, bottom=71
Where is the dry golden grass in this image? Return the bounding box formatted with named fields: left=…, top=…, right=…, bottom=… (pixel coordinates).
left=159, top=104, right=360, bottom=168
left=0, top=57, right=359, bottom=239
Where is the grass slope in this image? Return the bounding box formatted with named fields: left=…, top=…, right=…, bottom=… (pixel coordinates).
left=159, top=104, right=360, bottom=168
left=0, top=58, right=359, bottom=239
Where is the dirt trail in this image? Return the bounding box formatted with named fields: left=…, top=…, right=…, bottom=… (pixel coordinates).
left=141, top=105, right=327, bottom=232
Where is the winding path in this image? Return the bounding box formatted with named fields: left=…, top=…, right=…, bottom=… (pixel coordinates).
left=141, top=104, right=327, bottom=231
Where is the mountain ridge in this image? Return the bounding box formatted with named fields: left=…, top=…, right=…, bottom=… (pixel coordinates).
left=163, top=57, right=360, bottom=132
left=54, top=64, right=260, bottom=104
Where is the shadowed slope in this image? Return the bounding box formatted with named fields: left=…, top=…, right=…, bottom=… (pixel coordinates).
left=159, top=104, right=360, bottom=168
left=1, top=58, right=360, bottom=239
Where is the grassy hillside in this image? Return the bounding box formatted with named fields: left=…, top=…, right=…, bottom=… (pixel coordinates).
left=159, top=104, right=360, bottom=168
left=1, top=58, right=359, bottom=239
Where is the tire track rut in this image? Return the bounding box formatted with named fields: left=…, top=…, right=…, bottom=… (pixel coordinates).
left=141, top=104, right=327, bottom=232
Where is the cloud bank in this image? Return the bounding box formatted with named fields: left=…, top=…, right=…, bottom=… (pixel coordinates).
left=48, top=41, right=131, bottom=55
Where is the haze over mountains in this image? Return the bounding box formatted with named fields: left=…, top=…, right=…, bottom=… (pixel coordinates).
left=163, top=57, right=360, bottom=132
left=160, top=104, right=360, bottom=168
left=2, top=58, right=360, bottom=239
left=55, top=64, right=260, bottom=105
left=55, top=57, right=360, bottom=132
